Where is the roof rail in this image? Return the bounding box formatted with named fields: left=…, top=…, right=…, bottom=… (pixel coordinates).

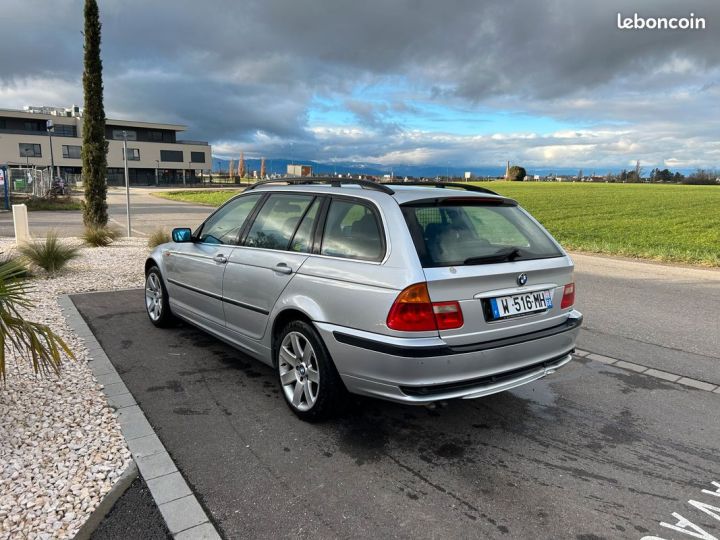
left=380, top=182, right=499, bottom=195
left=244, top=177, right=395, bottom=195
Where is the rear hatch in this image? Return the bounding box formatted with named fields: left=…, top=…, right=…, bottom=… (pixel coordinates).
left=401, top=196, right=575, bottom=347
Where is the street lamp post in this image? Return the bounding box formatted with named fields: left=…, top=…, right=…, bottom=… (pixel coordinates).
left=155, top=160, right=160, bottom=186
left=122, top=131, right=131, bottom=237
left=46, top=120, right=56, bottom=179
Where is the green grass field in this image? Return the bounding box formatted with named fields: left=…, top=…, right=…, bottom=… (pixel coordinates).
left=154, top=182, right=720, bottom=266
left=153, top=190, right=243, bottom=207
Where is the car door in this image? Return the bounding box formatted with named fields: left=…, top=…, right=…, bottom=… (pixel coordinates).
left=164, top=193, right=263, bottom=328
left=222, top=193, right=320, bottom=340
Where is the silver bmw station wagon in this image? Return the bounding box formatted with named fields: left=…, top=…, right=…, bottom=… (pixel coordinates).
left=144, top=179, right=582, bottom=421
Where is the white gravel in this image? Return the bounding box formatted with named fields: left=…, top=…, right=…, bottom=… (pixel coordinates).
left=0, top=237, right=149, bottom=539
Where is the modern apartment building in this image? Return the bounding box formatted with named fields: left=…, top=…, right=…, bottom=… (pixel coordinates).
left=0, top=106, right=212, bottom=185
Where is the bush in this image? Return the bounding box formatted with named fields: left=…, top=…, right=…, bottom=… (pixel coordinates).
left=81, top=225, right=121, bottom=247
left=0, top=258, right=75, bottom=381
left=507, top=165, right=527, bottom=181
left=18, top=233, right=81, bottom=274
left=147, top=229, right=171, bottom=249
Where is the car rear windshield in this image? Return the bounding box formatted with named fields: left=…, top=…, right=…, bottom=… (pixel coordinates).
left=401, top=200, right=564, bottom=268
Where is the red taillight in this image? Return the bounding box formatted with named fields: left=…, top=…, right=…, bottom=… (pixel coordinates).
left=561, top=283, right=575, bottom=309
left=387, top=283, right=464, bottom=331
left=433, top=301, right=464, bottom=330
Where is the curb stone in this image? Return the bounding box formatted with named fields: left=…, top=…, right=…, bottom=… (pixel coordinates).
left=59, top=295, right=222, bottom=540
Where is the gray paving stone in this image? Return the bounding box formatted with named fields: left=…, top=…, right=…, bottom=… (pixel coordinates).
left=126, top=433, right=165, bottom=459
left=87, top=359, right=116, bottom=376
left=677, top=377, right=717, bottom=392
left=136, top=451, right=178, bottom=480
left=573, top=349, right=589, bottom=357
left=158, top=495, right=207, bottom=535
left=121, top=415, right=155, bottom=441
left=644, top=368, right=681, bottom=382
left=174, top=522, right=221, bottom=540
left=96, top=370, right=123, bottom=386
left=614, top=360, right=647, bottom=373
left=102, top=381, right=131, bottom=397
left=117, top=404, right=144, bottom=424
left=107, top=392, right=137, bottom=410
left=146, top=471, right=193, bottom=505
left=586, top=353, right=617, bottom=365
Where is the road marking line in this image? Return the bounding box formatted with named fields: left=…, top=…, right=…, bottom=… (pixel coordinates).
left=577, top=352, right=719, bottom=394
left=614, top=360, right=648, bottom=373
left=677, top=377, right=718, bottom=392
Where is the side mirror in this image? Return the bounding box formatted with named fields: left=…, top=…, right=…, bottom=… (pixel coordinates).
left=171, top=227, right=193, bottom=243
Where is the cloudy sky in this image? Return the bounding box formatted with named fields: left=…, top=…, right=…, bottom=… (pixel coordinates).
left=1, top=0, right=718, bottom=171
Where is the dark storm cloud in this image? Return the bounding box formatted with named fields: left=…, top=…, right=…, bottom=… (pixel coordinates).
left=0, top=0, right=718, bottom=164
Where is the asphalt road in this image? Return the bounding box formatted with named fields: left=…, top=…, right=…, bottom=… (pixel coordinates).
left=73, top=290, right=720, bottom=540
left=0, top=187, right=216, bottom=237
left=91, top=477, right=170, bottom=540
left=573, top=254, right=720, bottom=385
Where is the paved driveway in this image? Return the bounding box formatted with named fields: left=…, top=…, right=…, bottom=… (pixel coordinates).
left=72, top=290, right=720, bottom=540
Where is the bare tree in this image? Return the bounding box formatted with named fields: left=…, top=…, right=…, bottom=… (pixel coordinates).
left=260, top=157, right=266, bottom=179
left=228, top=159, right=235, bottom=182
left=238, top=152, right=246, bottom=181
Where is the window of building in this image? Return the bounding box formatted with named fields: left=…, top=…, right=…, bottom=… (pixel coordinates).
left=19, top=143, right=42, bottom=157
left=54, top=124, right=77, bottom=137
left=160, top=150, right=183, bottom=162
left=112, top=129, right=137, bottom=141
left=146, top=131, right=163, bottom=142
left=24, top=121, right=42, bottom=132
left=190, top=151, right=206, bottom=163
left=62, top=145, right=81, bottom=159
left=124, top=148, right=140, bottom=161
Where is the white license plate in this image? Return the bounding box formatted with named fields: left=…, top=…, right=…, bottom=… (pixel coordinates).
left=489, top=290, right=553, bottom=319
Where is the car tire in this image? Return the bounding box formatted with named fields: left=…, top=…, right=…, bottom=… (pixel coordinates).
left=276, top=320, right=346, bottom=422
left=144, top=266, right=175, bottom=328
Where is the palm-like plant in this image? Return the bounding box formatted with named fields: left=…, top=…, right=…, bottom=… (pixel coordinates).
left=0, top=259, right=75, bottom=382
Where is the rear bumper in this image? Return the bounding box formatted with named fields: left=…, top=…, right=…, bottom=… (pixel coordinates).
left=315, top=310, right=582, bottom=404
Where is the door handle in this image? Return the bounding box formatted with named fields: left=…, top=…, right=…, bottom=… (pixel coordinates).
left=213, top=254, right=228, bottom=264
left=274, top=263, right=292, bottom=275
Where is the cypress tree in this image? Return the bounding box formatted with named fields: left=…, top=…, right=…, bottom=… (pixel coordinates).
left=81, top=0, right=108, bottom=227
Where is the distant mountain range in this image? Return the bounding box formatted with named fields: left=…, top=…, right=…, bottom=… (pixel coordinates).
left=211, top=157, right=676, bottom=178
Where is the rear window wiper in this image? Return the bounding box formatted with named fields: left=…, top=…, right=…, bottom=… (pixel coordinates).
left=463, top=247, right=522, bottom=265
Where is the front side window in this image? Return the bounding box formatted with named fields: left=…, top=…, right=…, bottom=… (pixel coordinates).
left=289, top=199, right=321, bottom=253
left=402, top=201, right=563, bottom=267
left=245, top=194, right=314, bottom=250
left=197, top=194, right=262, bottom=245
left=19, top=143, right=41, bottom=157
left=320, top=200, right=383, bottom=261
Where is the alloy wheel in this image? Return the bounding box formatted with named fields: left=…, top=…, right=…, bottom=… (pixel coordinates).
left=279, top=331, right=320, bottom=411
left=145, top=273, right=163, bottom=322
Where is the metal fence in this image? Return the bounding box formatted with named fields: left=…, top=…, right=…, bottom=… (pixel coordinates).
left=7, top=167, right=52, bottom=197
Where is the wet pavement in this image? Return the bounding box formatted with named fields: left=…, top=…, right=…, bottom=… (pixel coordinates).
left=72, top=289, right=720, bottom=540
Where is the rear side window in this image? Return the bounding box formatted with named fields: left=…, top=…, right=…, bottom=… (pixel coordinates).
left=403, top=201, right=563, bottom=267
left=198, top=193, right=262, bottom=244
left=320, top=200, right=384, bottom=261
left=244, top=194, right=314, bottom=250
